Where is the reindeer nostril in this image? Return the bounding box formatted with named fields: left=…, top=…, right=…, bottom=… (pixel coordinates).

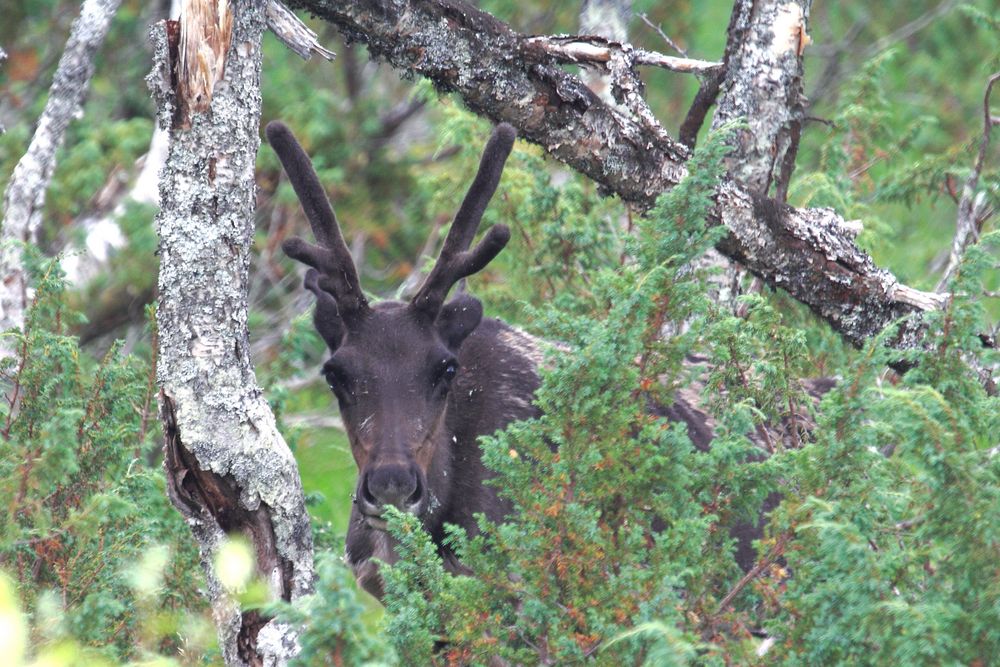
left=361, top=473, right=379, bottom=507
left=406, top=474, right=423, bottom=507
left=365, top=465, right=421, bottom=511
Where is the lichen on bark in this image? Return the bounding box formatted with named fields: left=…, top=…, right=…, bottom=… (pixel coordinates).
left=285, top=0, right=949, bottom=359
left=148, top=0, right=314, bottom=664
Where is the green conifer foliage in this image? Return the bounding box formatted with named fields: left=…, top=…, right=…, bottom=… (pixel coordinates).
left=765, top=233, right=1000, bottom=665
left=376, top=129, right=776, bottom=665
left=364, top=117, right=1000, bottom=665
left=0, top=256, right=208, bottom=663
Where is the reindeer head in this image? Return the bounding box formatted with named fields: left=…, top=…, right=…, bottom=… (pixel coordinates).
left=266, top=121, right=514, bottom=530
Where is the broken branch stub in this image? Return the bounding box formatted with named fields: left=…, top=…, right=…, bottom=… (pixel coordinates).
left=284, top=0, right=965, bottom=360
left=149, top=0, right=315, bottom=664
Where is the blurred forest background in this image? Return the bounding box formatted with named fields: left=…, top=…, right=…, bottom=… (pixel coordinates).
left=0, top=0, right=998, bottom=664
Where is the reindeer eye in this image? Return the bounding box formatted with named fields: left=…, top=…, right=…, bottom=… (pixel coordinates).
left=435, top=359, right=458, bottom=387
left=322, top=362, right=355, bottom=405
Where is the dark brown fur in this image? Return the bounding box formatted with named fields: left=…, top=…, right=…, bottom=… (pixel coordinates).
left=267, top=121, right=816, bottom=601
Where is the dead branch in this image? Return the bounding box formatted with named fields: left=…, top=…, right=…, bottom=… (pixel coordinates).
left=283, top=0, right=985, bottom=360
left=637, top=12, right=688, bottom=57
left=715, top=532, right=790, bottom=617
left=523, top=35, right=723, bottom=75
left=266, top=0, right=336, bottom=61
left=937, top=71, right=1000, bottom=289
left=0, top=0, right=122, bottom=348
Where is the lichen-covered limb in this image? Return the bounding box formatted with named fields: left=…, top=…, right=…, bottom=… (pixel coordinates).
left=149, top=1, right=314, bottom=664
left=715, top=186, right=945, bottom=350
left=0, top=0, right=122, bottom=347
left=286, top=0, right=952, bottom=354
left=711, top=0, right=809, bottom=199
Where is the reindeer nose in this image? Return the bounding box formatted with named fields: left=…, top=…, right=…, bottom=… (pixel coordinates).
left=363, top=464, right=422, bottom=511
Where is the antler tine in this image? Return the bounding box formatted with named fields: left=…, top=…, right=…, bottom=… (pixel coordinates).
left=411, top=123, right=516, bottom=315
left=266, top=121, right=369, bottom=317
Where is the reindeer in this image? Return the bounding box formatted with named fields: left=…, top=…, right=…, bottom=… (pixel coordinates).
left=266, top=121, right=777, bottom=601
left=267, top=122, right=545, bottom=599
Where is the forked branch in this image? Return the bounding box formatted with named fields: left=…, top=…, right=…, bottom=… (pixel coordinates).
left=283, top=0, right=977, bottom=360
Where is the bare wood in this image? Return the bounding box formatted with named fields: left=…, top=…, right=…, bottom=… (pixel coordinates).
left=523, top=35, right=723, bottom=75
left=177, top=0, right=234, bottom=124
left=634, top=49, right=725, bottom=75
left=149, top=1, right=314, bottom=664
left=266, top=0, right=336, bottom=61
left=282, top=0, right=970, bottom=359
left=0, top=0, right=122, bottom=348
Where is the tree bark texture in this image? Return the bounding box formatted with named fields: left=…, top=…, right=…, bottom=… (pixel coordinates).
left=285, top=0, right=947, bottom=354
left=0, top=0, right=122, bottom=348
left=578, top=0, right=631, bottom=108
left=711, top=0, right=809, bottom=200
left=693, top=0, right=810, bottom=315
left=0, top=47, right=6, bottom=134
left=148, top=1, right=314, bottom=664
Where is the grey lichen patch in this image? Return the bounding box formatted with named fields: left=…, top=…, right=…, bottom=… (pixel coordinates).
left=146, top=23, right=176, bottom=131
left=712, top=0, right=808, bottom=197
left=153, top=0, right=314, bottom=663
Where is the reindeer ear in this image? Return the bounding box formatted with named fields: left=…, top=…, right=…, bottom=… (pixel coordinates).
left=435, top=293, right=483, bottom=349
left=304, top=269, right=345, bottom=351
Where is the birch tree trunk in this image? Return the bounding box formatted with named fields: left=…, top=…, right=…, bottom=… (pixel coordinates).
left=692, top=0, right=812, bottom=312
left=148, top=0, right=314, bottom=664
left=711, top=0, right=809, bottom=201
left=0, top=0, right=121, bottom=352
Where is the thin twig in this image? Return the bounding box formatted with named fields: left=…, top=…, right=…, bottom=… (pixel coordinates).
left=524, top=35, right=723, bottom=76
left=864, top=0, right=960, bottom=60
left=937, top=71, right=1000, bottom=289
left=636, top=13, right=687, bottom=57
left=715, top=532, right=790, bottom=616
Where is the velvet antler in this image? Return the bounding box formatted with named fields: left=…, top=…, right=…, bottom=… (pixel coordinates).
left=410, top=123, right=515, bottom=316
left=266, top=121, right=370, bottom=324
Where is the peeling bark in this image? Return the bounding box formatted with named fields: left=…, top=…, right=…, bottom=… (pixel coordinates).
left=265, top=0, right=336, bottom=62
left=0, top=0, right=121, bottom=350
left=285, top=0, right=947, bottom=356
left=149, top=0, right=313, bottom=664
left=711, top=0, right=810, bottom=200
left=578, top=0, right=632, bottom=108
